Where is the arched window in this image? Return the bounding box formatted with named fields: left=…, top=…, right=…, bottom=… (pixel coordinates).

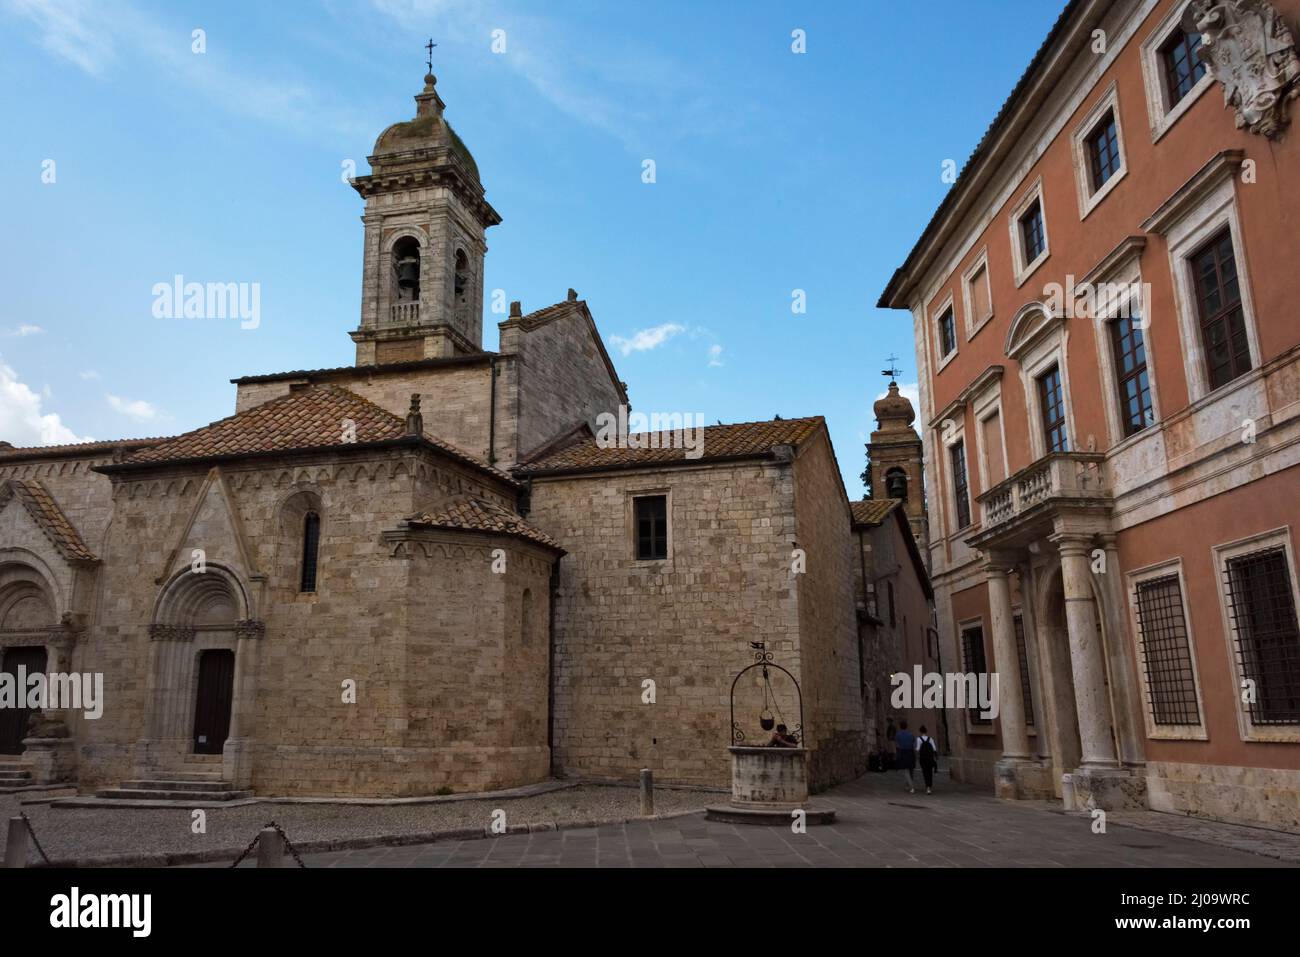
left=300, top=511, right=321, bottom=593
left=520, top=588, right=532, bottom=646
left=393, top=237, right=421, bottom=302
left=885, top=468, right=908, bottom=501
left=453, top=248, right=469, bottom=301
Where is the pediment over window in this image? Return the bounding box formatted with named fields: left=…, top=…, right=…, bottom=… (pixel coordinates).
left=1004, top=301, right=1065, bottom=362
left=0, top=479, right=96, bottom=565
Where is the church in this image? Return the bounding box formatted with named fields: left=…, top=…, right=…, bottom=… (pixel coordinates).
left=0, top=70, right=931, bottom=800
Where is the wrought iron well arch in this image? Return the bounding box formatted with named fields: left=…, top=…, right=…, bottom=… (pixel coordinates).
left=729, top=645, right=804, bottom=746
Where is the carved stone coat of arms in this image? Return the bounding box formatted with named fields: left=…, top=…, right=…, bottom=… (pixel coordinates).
left=1185, top=0, right=1300, bottom=138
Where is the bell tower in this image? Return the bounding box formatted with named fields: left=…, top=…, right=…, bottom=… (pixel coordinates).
left=349, top=63, right=502, bottom=364
left=867, top=368, right=928, bottom=559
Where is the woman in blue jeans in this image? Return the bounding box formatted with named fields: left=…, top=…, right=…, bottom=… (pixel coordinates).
left=894, top=720, right=916, bottom=793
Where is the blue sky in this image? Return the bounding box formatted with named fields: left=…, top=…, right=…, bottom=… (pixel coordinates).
left=0, top=0, right=1062, bottom=496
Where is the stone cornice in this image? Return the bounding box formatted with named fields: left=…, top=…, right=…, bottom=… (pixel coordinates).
left=1141, top=150, right=1246, bottom=235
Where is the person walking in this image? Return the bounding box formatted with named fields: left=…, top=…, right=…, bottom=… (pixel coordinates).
left=916, top=725, right=939, bottom=794
left=894, top=720, right=916, bottom=793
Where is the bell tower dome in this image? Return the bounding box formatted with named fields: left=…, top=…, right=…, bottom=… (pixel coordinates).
left=349, top=68, right=502, bottom=364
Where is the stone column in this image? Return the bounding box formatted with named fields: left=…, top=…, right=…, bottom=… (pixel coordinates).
left=1097, top=534, right=1145, bottom=768
left=1051, top=533, right=1119, bottom=769
left=1016, top=562, right=1051, bottom=763
left=986, top=558, right=1030, bottom=761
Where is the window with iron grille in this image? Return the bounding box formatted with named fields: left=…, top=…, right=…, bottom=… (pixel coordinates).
left=1038, top=365, right=1068, bottom=453
left=1013, top=613, right=1035, bottom=727
left=633, top=494, right=668, bottom=561
left=1224, top=546, right=1300, bottom=726
left=1160, top=28, right=1206, bottom=107
left=960, top=625, right=990, bottom=725
left=300, top=511, right=321, bottom=593
left=950, top=441, right=971, bottom=530
left=1086, top=110, right=1122, bottom=192
left=1109, top=313, right=1154, bottom=437
left=1133, top=573, right=1201, bottom=726
left=1192, top=228, right=1252, bottom=390
left=1020, top=200, right=1046, bottom=264
left=938, top=306, right=957, bottom=357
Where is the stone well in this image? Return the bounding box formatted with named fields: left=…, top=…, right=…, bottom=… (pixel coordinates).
left=705, top=747, right=835, bottom=825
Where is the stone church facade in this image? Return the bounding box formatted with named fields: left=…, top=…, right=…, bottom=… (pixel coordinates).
left=0, top=70, right=931, bottom=800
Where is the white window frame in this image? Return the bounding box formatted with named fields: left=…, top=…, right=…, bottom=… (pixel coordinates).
left=932, top=290, right=959, bottom=370
left=970, top=375, right=1009, bottom=495
left=1017, top=327, right=1076, bottom=460
left=1087, top=254, right=1162, bottom=449
left=1126, top=558, right=1209, bottom=741
left=1071, top=82, right=1128, bottom=219
left=961, top=247, right=995, bottom=340
left=942, top=417, right=972, bottom=538
left=628, top=487, right=673, bottom=566
left=1159, top=172, right=1261, bottom=404
left=1008, top=177, right=1050, bottom=289
left=1213, top=527, right=1300, bottom=744
left=1139, top=0, right=1215, bottom=143
left=957, top=616, right=995, bottom=736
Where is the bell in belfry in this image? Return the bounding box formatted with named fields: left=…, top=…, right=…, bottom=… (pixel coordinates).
left=396, top=254, right=420, bottom=292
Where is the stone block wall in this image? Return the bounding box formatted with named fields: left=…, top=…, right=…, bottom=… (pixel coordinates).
left=528, top=458, right=800, bottom=788
left=790, top=435, right=868, bottom=789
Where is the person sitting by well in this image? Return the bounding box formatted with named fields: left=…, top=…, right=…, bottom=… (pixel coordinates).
left=767, top=723, right=798, bottom=747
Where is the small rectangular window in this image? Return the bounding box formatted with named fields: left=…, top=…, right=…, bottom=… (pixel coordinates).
left=950, top=441, right=971, bottom=531
left=1086, top=110, right=1122, bottom=192
left=1038, top=365, right=1068, bottom=453
left=1192, top=228, right=1252, bottom=390
left=960, top=625, right=990, bottom=726
left=1134, top=574, right=1201, bottom=726
left=634, top=495, right=668, bottom=561
left=1109, top=313, right=1154, bottom=437
left=938, top=306, right=957, bottom=357
left=300, top=512, right=321, bottom=593
left=1224, top=546, right=1300, bottom=726
left=1020, top=200, right=1046, bottom=264
left=1160, top=28, right=1207, bottom=107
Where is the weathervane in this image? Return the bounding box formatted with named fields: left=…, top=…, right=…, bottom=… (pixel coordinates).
left=881, top=354, right=903, bottom=382
left=425, top=38, right=437, bottom=74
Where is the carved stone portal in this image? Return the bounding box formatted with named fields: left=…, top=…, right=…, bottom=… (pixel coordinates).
left=1186, top=0, right=1300, bottom=139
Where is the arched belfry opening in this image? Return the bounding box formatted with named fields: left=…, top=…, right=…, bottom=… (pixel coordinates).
left=453, top=248, right=471, bottom=329
left=885, top=467, right=909, bottom=501
left=393, top=236, right=421, bottom=302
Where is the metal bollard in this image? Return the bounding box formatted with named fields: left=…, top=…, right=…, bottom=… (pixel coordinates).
left=5, top=817, right=27, bottom=868
left=639, top=768, right=654, bottom=817
left=255, top=826, right=286, bottom=868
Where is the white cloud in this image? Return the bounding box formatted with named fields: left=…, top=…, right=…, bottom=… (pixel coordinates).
left=609, top=323, right=685, bottom=357
left=106, top=393, right=161, bottom=422
left=0, top=358, right=88, bottom=446
left=2, top=324, right=44, bottom=337
left=79, top=370, right=101, bottom=380
left=707, top=343, right=724, bottom=367
left=2, top=0, right=116, bottom=76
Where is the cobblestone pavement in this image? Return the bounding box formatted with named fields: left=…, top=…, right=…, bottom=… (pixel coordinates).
left=287, top=773, right=1296, bottom=868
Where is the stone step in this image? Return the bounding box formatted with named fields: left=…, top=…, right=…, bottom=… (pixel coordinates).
left=182, top=754, right=223, bottom=764
left=95, top=787, right=253, bottom=802
left=153, top=771, right=224, bottom=783
left=0, top=770, right=32, bottom=782
left=119, top=778, right=237, bottom=792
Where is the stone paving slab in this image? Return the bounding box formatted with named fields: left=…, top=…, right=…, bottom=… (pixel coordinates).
left=281, top=774, right=1296, bottom=869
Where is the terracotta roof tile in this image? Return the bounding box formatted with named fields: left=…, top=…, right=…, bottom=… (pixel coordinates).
left=117, top=385, right=513, bottom=482
left=850, top=498, right=901, bottom=527
left=517, top=416, right=824, bottom=476
left=0, top=479, right=95, bottom=562
left=0, top=438, right=167, bottom=461
left=407, top=496, right=562, bottom=551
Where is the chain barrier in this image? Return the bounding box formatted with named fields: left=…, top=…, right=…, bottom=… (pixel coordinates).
left=19, top=811, right=52, bottom=866
left=228, top=820, right=307, bottom=868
